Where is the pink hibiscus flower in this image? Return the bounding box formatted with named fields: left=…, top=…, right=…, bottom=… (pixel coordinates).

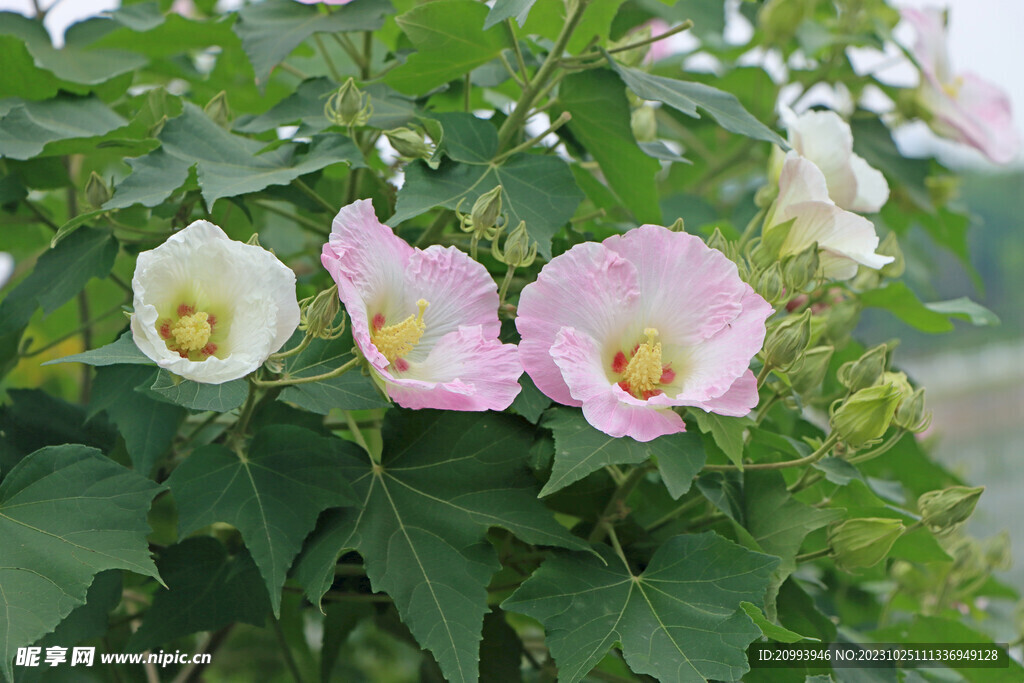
left=517, top=225, right=772, bottom=442
left=902, top=7, right=1020, bottom=164
left=322, top=200, right=522, bottom=411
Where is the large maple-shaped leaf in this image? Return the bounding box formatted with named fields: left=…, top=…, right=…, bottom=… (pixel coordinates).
left=291, top=409, right=589, bottom=683
left=503, top=532, right=778, bottom=683
left=0, top=445, right=163, bottom=681
left=166, top=425, right=360, bottom=616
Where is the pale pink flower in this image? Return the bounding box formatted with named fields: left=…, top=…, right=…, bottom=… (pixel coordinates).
left=766, top=153, right=894, bottom=281
left=322, top=200, right=521, bottom=411
left=902, top=7, right=1020, bottom=164
left=516, top=225, right=772, bottom=442
left=778, top=108, right=889, bottom=213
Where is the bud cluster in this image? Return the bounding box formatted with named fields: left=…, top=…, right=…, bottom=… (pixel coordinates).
left=325, top=78, right=373, bottom=128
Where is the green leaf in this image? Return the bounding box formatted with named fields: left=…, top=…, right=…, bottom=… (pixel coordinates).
left=387, top=1, right=506, bottom=94
left=0, top=35, right=61, bottom=100
left=740, top=601, right=817, bottom=643
left=503, top=532, right=779, bottom=683
left=147, top=370, right=249, bottom=413
left=509, top=373, right=549, bottom=424
left=234, top=0, right=393, bottom=86
left=91, top=365, right=185, bottom=476
left=0, top=445, right=162, bottom=680
left=292, top=410, right=589, bottom=683
left=106, top=103, right=363, bottom=209
left=655, top=431, right=706, bottom=499
left=391, top=154, right=582, bottom=260
left=26, top=570, right=121, bottom=656
left=44, top=332, right=152, bottom=367
left=541, top=408, right=704, bottom=497
left=607, top=57, right=787, bottom=147
left=0, top=95, right=127, bottom=160
left=812, top=456, right=863, bottom=486
left=480, top=609, right=525, bottom=682
left=166, top=425, right=359, bottom=615
left=924, top=297, right=999, bottom=326
left=561, top=70, right=662, bottom=224
left=861, top=282, right=996, bottom=333
left=0, top=227, right=118, bottom=337
left=696, top=470, right=745, bottom=524
left=484, top=0, right=536, bottom=29
left=277, top=331, right=390, bottom=415
left=128, top=537, right=271, bottom=651
left=522, top=0, right=621, bottom=53
left=693, top=410, right=748, bottom=468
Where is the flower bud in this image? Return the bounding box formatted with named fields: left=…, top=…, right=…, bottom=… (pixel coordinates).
left=458, top=185, right=505, bottom=241
left=631, top=105, right=658, bottom=142
left=837, top=344, right=888, bottom=393
left=894, top=387, right=930, bottom=432
left=384, top=127, right=434, bottom=161
left=764, top=309, right=811, bottom=369
left=325, top=78, right=372, bottom=127
left=790, top=345, right=833, bottom=395
left=492, top=220, right=537, bottom=268
left=300, top=285, right=346, bottom=340
left=823, top=299, right=860, bottom=345
left=918, top=486, right=984, bottom=534
left=85, top=171, right=111, bottom=209
left=755, top=262, right=785, bottom=304
left=706, top=226, right=728, bottom=252
left=204, top=90, right=231, bottom=128
left=782, top=241, right=819, bottom=291
left=667, top=217, right=686, bottom=233
left=828, top=518, right=905, bottom=572
left=830, top=382, right=901, bottom=447
left=609, top=26, right=652, bottom=68
left=877, top=232, right=905, bottom=279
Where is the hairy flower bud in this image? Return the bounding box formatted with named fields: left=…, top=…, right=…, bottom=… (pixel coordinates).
left=492, top=220, right=537, bottom=268
left=790, top=345, right=833, bottom=395
left=764, top=309, right=811, bottom=369
left=204, top=90, right=231, bottom=128
left=895, top=387, right=930, bottom=432
left=325, top=78, right=372, bottom=127
left=782, top=241, right=819, bottom=291
left=838, top=344, right=888, bottom=393
left=830, top=382, right=901, bottom=447
left=631, top=105, right=658, bottom=142
left=919, top=486, right=984, bottom=534
left=755, top=262, right=785, bottom=304
left=385, top=127, right=434, bottom=161
left=300, top=285, right=346, bottom=340
left=85, top=171, right=111, bottom=209
left=828, top=518, right=905, bottom=572
left=458, top=185, right=505, bottom=243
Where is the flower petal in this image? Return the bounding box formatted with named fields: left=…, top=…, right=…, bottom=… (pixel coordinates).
left=688, top=369, right=759, bottom=417
left=848, top=153, right=890, bottom=213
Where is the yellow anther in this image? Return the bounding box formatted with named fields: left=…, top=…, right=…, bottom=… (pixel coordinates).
left=372, top=299, right=429, bottom=362
left=942, top=75, right=965, bottom=99
left=171, top=311, right=212, bottom=353
left=622, top=328, right=663, bottom=395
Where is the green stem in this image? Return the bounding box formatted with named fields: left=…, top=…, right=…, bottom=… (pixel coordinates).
left=344, top=410, right=372, bottom=458
left=493, top=111, right=572, bottom=164
left=604, top=523, right=630, bottom=571
left=786, top=433, right=841, bottom=492
left=268, top=333, right=312, bottom=361
left=498, top=52, right=526, bottom=87
left=498, top=266, right=516, bottom=307
left=588, top=465, right=647, bottom=544
left=332, top=33, right=367, bottom=73
left=496, top=0, right=591, bottom=150
left=846, top=430, right=905, bottom=464
left=252, top=356, right=360, bottom=388
left=505, top=20, right=529, bottom=82
left=361, top=31, right=372, bottom=80
left=755, top=362, right=774, bottom=389
left=23, top=198, right=60, bottom=232
left=229, top=382, right=260, bottom=454
left=568, top=19, right=693, bottom=63
left=254, top=200, right=329, bottom=236
left=703, top=432, right=839, bottom=472
left=277, top=62, right=309, bottom=80
left=271, top=616, right=305, bottom=683
left=314, top=33, right=343, bottom=82
left=291, top=178, right=337, bottom=214
left=737, top=206, right=767, bottom=250
left=795, top=547, right=832, bottom=563
left=21, top=302, right=125, bottom=357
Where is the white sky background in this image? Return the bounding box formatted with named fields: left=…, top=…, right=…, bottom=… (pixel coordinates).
left=0, top=0, right=1022, bottom=166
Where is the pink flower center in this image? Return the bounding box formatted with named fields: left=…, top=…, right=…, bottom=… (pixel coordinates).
left=611, top=327, right=675, bottom=400
left=370, top=299, right=429, bottom=371
left=158, top=303, right=218, bottom=361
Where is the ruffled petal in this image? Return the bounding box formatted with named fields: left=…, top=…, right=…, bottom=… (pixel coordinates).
left=517, top=242, right=640, bottom=405
left=581, top=392, right=686, bottom=442
left=384, top=327, right=522, bottom=411
left=688, top=369, right=759, bottom=416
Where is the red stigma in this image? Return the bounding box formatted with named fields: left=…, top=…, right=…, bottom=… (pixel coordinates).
left=201, top=343, right=217, bottom=356
left=372, top=313, right=386, bottom=330
left=394, top=357, right=409, bottom=372
left=617, top=380, right=631, bottom=394
left=207, top=314, right=217, bottom=329
left=641, top=389, right=663, bottom=400
left=611, top=351, right=627, bottom=374
left=177, top=303, right=194, bottom=317
left=660, top=366, right=676, bottom=384
left=159, top=321, right=172, bottom=339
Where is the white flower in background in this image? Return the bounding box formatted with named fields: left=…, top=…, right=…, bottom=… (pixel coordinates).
left=764, top=153, right=894, bottom=281
left=776, top=108, right=890, bottom=213
left=131, top=220, right=300, bottom=384
left=0, top=252, right=13, bottom=289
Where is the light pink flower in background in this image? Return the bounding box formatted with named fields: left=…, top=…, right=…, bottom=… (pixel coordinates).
left=131, top=221, right=301, bottom=384
left=517, top=225, right=771, bottom=442
left=0, top=252, right=13, bottom=289
left=902, top=7, right=1020, bottom=164
left=765, top=153, right=894, bottom=281
left=778, top=108, right=890, bottom=213
left=322, top=200, right=521, bottom=411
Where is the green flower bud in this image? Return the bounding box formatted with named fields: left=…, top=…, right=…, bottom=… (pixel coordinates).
left=828, top=518, right=905, bottom=572
left=830, top=382, right=901, bottom=448
left=608, top=26, right=652, bottom=68
left=764, top=309, right=812, bottom=370
left=782, top=241, right=819, bottom=291
left=385, top=127, right=434, bottom=161
left=204, top=90, right=231, bottom=128
left=894, top=387, right=930, bottom=432
left=877, top=232, right=905, bottom=279
left=759, top=0, right=815, bottom=45
left=85, top=171, right=111, bottom=209
left=300, top=285, right=346, bottom=340
left=325, top=78, right=372, bottom=128
left=706, top=226, right=729, bottom=253
left=790, top=345, right=834, bottom=395
left=983, top=532, right=1012, bottom=571
left=837, top=344, right=888, bottom=393
left=755, top=261, right=786, bottom=304
left=492, top=220, right=537, bottom=268
left=918, top=486, right=984, bottom=534
left=458, top=185, right=505, bottom=241
left=631, top=105, right=658, bottom=142
left=668, top=217, right=686, bottom=233
left=823, top=299, right=860, bottom=346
